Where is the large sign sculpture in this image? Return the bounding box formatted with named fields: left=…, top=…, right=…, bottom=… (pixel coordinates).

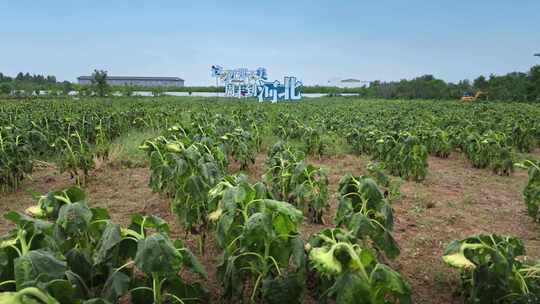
left=211, top=65, right=302, bottom=102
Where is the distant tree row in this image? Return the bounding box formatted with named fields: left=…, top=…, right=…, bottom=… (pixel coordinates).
left=1, top=65, right=539, bottom=101
left=355, top=65, right=540, bottom=102
left=0, top=72, right=73, bottom=97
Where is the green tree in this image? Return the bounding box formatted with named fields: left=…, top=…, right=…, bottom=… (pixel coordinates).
left=527, top=65, right=540, bottom=101
left=0, top=83, right=11, bottom=95
left=91, top=69, right=109, bottom=97
left=488, top=72, right=528, bottom=101
left=0, top=73, right=12, bottom=83
left=473, top=75, right=488, bottom=92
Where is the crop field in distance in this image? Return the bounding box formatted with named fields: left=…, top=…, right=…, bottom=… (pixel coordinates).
left=1, top=96, right=540, bottom=304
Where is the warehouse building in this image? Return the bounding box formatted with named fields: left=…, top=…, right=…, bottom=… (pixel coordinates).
left=326, top=78, right=370, bottom=88
left=77, top=76, right=184, bottom=87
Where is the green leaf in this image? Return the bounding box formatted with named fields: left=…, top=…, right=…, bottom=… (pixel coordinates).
left=129, top=277, right=153, bottom=304
left=4, top=212, right=53, bottom=234
left=65, top=270, right=90, bottom=299
left=348, top=213, right=400, bottom=259
left=290, top=236, right=306, bottom=269
left=442, top=252, right=476, bottom=269
left=32, top=186, right=87, bottom=219
left=41, top=279, right=75, bottom=304
left=371, top=264, right=412, bottom=303
left=56, top=202, right=92, bottom=236
left=62, top=186, right=87, bottom=203
left=262, top=273, right=304, bottom=304
left=0, top=246, right=18, bottom=284
left=173, top=240, right=207, bottom=279
left=93, top=222, right=122, bottom=265
left=134, top=233, right=182, bottom=275
left=14, top=250, right=67, bottom=290
left=263, top=200, right=303, bottom=231
left=101, top=271, right=130, bottom=302
left=333, top=272, right=372, bottom=304
left=90, top=207, right=110, bottom=221
left=0, top=287, right=59, bottom=304
left=65, top=248, right=92, bottom=282
left=128, top=213, right=170, bottom=237
left=310, top=246, right=342, bottom=276
left=243, top=212, right=272, bottom=249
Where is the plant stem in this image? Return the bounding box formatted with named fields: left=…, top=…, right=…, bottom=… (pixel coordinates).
left=152, top=272, right=162, bottom=304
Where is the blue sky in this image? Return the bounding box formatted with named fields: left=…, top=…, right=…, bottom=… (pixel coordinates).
left=1, top=0, right=539, bottom=85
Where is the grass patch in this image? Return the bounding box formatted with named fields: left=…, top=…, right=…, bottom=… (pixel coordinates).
left=109, top=130, right=160, bottom=167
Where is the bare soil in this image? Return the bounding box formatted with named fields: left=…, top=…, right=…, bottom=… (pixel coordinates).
left=1, top=152, right=539, bottom=304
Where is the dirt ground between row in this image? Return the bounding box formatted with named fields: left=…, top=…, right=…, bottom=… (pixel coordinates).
left=1, top=152, right=540, bottom=304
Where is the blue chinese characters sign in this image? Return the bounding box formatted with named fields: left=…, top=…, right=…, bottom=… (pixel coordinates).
left=211, top=65, right=302, bottom=102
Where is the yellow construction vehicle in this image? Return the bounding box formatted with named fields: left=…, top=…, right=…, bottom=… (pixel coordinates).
left=461, top=91, right=488, bottom=102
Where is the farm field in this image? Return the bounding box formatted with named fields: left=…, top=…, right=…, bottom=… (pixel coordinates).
left=1, top=96, right=540, bottom=303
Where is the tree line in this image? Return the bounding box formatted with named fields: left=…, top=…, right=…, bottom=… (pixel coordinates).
left=357, top=65, right=540, bottom=102
left=0, top=72, right=73, bottom=96
left=1, top=65, right=539, bottom=101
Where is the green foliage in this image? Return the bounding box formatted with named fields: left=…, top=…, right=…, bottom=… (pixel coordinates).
left=519, top=161, right=540, bottom=221
left=141, top=135, right=223, bottom=241
left=443, top=234, right=540, bottom=303
left=462, top=130, right=514, bottom=175
left=0, top=287, right=59, bottom=304
left=0, top=186, right=209, bottom=304
left=207, top=174, right=266, bottom=247
left=121, top=85, right=134, bottom=97
left=77, top=86, right=91, bottom=97
left=1, top=97, right=538, bottom=194
left=301, top=125, right=327, bottom=157
left=1, top=62, right=525, bottom=101
left=348, top=65, right=540, bottom=101
left=60, top=82, right=72, bottom=96
left=221, top=127, right=257, bottom=169
left=420, top=129, right=452, bottom=158
left=3, top=97, right=538, bottom=302
left=139, top=113, right=264, bottom=252
left=335, top=174, right=399, bottom=259
left=0, top=126, right=33, bottom=192
left=131, top=233, right=208, bottom=304
left=263, top=141, right=303, bottom=200
left=151, top=87, right=164, bottom=97
left=510, top=121, right=537, bottom=153
left=290, top=162, right=329, bottom=224
left=307, top=228, right=411, bottom=304
left=53, top=131, right=94, bottom=185
left=377, top=133, right=428, bottom=182
left=90, top=70, right=109, bottom=97
left=25, top=186, right=86, bottom=219
left=528, top=65, right=540, bottom=102
left=263, top=142, right=329, bottom=223
left=347, top=130, right=428, bottom=181
left=0, top=83, right=11, bottom=96
left=208, top=176, right=306, bottom=302
left=365, top=162, right=389, bottom=188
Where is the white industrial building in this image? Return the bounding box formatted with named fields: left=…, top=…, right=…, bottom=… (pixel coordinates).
left=326, top=78, right=369, bottom=88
